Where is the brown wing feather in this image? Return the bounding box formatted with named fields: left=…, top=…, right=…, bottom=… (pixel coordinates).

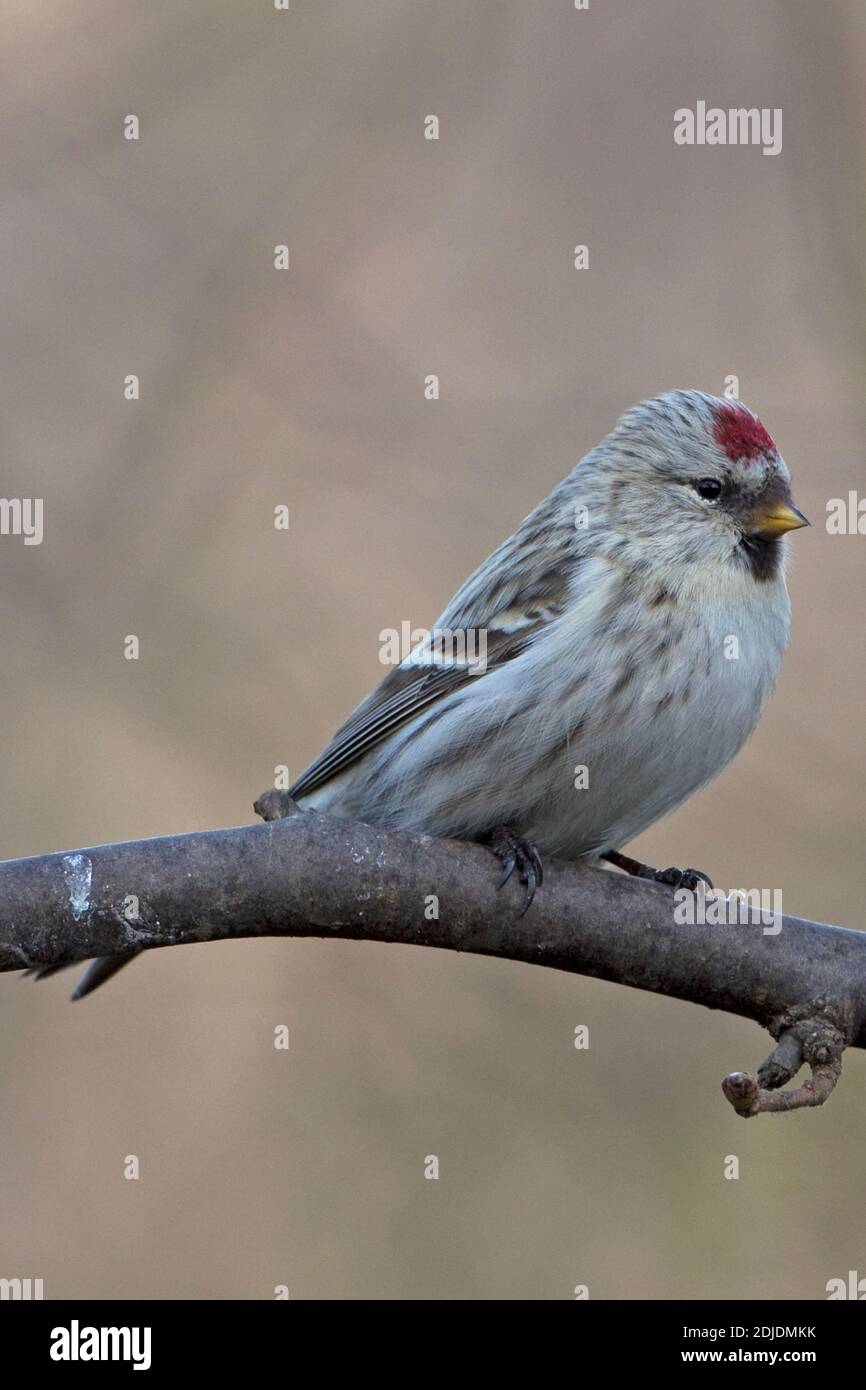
left=289, top=620, right=558, bottom=800
left=289, top=530, right=577, bottom=801
left=288, top=663, right=474, bottom=798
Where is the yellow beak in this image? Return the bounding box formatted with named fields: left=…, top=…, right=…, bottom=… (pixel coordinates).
left=752, top=501, right=810, bottom=539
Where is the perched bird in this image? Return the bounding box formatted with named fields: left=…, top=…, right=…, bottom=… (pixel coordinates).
left=42, top=389, right=808, bottom=996
left=263, top=389, right=808, bottom=904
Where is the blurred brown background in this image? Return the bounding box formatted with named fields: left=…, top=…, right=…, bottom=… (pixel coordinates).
left=1, top=0, right=865, bottom=1300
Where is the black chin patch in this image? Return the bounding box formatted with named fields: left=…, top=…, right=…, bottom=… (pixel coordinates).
left=735, top=533, right=781, bottom=582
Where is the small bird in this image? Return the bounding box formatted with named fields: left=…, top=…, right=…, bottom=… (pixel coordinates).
left=41, top=389, right=808, bottom=996
left=264, top=389, right=808, bottom=906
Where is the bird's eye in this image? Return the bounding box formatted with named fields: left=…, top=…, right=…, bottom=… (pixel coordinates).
left=693, top=477, right=722, bottom=501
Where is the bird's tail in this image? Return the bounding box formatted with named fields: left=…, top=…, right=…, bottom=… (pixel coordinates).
left=23, top=951, right=139, bottom=1000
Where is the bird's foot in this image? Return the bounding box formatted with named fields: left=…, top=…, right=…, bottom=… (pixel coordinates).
left=254, top=789, right=305, bottom=822
left=484, top=825, right=543, bottom=916
left=602, top=849, right=713, bottom=892
left=23, top=951, right=139, bottom=999
left=652, top=864, right=714, bottom=892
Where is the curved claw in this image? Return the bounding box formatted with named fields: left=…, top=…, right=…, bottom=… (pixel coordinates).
left=683, top=867, right=713, bottom=892
left=516, top=865, right=539, bottom=917
left=486, top=826, right=544, bottom=915
left=654, top=865, right=714, bottom=892
left=528, top=843, right=544, bottom=888
left=498, top=854, right=517, bottom=890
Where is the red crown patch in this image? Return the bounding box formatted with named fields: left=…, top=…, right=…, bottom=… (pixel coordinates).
left=712, top=403, right=776, bottom=463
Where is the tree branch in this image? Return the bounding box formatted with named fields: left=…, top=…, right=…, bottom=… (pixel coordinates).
left=2, top=806, right=864, bottom=1115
